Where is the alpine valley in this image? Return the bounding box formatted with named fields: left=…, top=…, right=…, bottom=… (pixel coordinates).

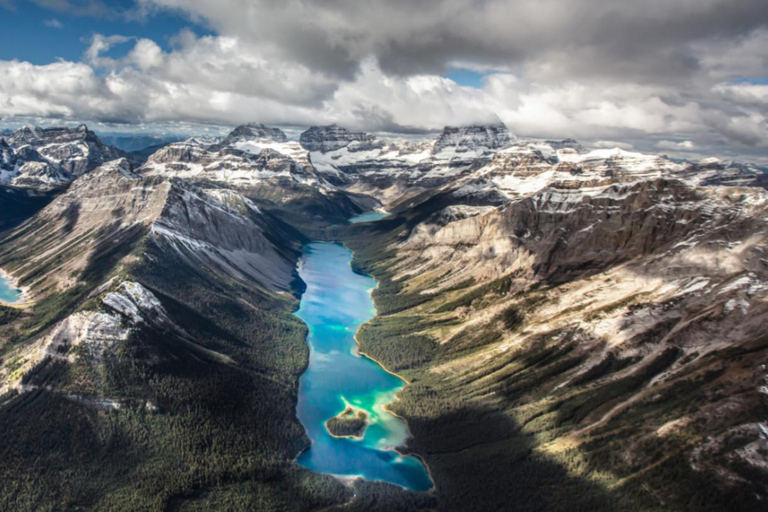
left=1, top=121, right=768, bottom=512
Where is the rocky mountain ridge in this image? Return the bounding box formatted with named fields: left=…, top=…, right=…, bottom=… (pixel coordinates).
left=299, top=123, right=766, bottom=209
left=0, top=124, right=136, bottom=191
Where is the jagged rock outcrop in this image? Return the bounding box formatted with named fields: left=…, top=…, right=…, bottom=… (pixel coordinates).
left=306, top=123, right=516, bottom=204
left=0, top=137, right=71, bottom=190
left=148, top=137, right=212, bottom=164
left=399, top=176, right=768, bottom=291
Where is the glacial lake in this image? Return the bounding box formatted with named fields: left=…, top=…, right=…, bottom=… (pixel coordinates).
left=348, top=211, right=389, bottom=224
left=0, top=274, right=22, bottom=304
left=294, top=242, right=432, bottom=491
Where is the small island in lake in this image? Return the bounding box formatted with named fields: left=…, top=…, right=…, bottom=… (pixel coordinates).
left=325, top=404, right=368, bottom=439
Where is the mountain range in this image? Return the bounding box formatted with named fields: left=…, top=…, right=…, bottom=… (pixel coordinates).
left=1, top=121, right=767, bottom=511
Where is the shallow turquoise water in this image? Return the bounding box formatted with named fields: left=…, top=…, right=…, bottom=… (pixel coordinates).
left=294, top=242, right=432, bottom=491
left=0, top=274, right=22, bottom=304
left=348, top=211, right=389, bottom=224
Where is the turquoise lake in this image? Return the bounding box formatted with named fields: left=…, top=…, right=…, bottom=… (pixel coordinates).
left=348, top=211, right=389, bottom=224
left=0, top=274, right=22, bottom=304
left=294, top=242, right=432, bottom=491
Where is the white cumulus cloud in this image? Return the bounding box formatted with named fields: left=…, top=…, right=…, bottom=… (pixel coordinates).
left=0, top=0, right=766, bottom=161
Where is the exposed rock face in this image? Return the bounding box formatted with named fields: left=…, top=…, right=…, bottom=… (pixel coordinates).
left=303, top=123, right=767, bottom=211
left=0, top=156, right=298, bottom=299
left=448, top=145, right=767, bottom=207
left=0, top=158, right=170, bottom=296
left=0, top=278, right=235, bottom=403
left=432, top=122, right=513, bottom=155
left=7, top=124, right=130, bottom=177
left=0, top=137, right=71, bottom=190
left=148, top=138, right=212, bottom=164
left=306, top=123, right=762, bottom=211
left=685, top=158, right=767, bottom=187
left=306, top=124, right=514, bottom=204
left=0, top=125, right=134, bottom=191
left=0, top=281, right=147, bottom=392
left=140, top=122, right=766, bottom=223
left=401, top=178, right=766, bottom=291
left=215, top=123, right=288, bottom=148
left=299, top=125, right=378, bottom=153
left=151, top=181, right=296, bottom=291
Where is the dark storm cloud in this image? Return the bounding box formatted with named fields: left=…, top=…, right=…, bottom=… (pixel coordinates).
left=144, top=0, right=768, bottom=82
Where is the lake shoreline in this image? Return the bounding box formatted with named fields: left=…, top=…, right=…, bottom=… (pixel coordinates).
left=0, top=268, right=31, bottom=308
left=292, top=241, right=433, bottom=492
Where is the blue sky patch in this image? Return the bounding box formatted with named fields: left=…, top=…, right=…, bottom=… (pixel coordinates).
left=442, top=68, right=490, bottom=89
left=736, top=76, right=768, bottom=85
left=0, top=0, right=210, bottom=64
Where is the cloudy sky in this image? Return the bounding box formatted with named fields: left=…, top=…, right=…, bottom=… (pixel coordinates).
left=1, top=0, right=767, bottom=161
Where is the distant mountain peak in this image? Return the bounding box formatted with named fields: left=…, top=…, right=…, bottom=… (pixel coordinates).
left=544, top=138, right=585, bottom=153
left=299, top=125, right=377, bottom=153
left=1, top=124, right=134, bottom=187
left=433, top=121, right=513, bottom=154
left=225, top=123, right=288, bottom=143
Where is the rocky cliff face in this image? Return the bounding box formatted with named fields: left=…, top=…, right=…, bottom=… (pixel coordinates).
left=151, top=180, right=296, bottom=292
left=0, top=137, right=71, bottom=190
left=303, top=122, right=517, bottom=205
left=304, top=121, right=766, bottom=212
left=0, top=124, right=135, bottom=191
left=143, top=128, right=325, bottom=189
left=431, top=122, right=513, bottom=155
